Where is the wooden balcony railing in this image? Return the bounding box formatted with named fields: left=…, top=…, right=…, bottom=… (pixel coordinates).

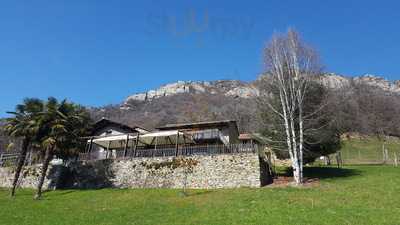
left=79, top=143, right=261, bottom=161
left=0, top=144, right=262, bottom=165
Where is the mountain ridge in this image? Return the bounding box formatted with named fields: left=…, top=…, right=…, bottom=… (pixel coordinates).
left=122, top=73, right=400, bottom=108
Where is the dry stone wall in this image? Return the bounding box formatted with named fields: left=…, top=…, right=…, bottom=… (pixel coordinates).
left=111, top=153, right=261, bottom=189
left=0, top=164, right=61, bottom=190
left=0, top=153, right=267, bottom=190
left=65, top=153, right=263, bottom=189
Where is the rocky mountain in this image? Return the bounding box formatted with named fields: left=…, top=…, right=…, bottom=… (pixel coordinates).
left=123, top=74, right=400, bottom=109
left=353, top=75, right=400, bottom=92
left=318, top=73, right=351, bottom=89
left=85, top=73, right=400, bottom=133
left=123, top=80, right=259, bottom=109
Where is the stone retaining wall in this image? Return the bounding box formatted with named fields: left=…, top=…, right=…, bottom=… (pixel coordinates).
left=65, top=153, right=265, bottom=189
left=0, top=164, right=61, bottom=190
left=0, top=153, right=270, bottom=189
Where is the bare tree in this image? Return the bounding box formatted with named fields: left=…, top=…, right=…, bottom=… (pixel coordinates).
left=262, top=29, right=321, bottom=185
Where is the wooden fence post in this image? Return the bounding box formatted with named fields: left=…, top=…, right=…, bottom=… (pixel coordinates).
left=175, top=132, right=180, bottom=157
left=335, top=154, right=340, bottom=168
left=385, top=147, right=389, bottom=164
left=133, top=133, right=139, bottom=158
left=88, top=137, right=94, bottom=160
left=153, top=137, right=157, bottom=157
left=123, top=134, right=129, bottom=158
left=106, top=141, right=111, bottom=159
left=394, top=152, right=398, bottom=167
left=382, top=144, right=386, bottom=164
left=129, top=136, right=134, bottom=157
left=183, top=135, right=186, bottom=156
left=339, top=151, right=343, bottom=166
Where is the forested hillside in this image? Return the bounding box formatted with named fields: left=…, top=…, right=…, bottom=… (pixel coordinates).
left=89, top=73, right=400, bottom=137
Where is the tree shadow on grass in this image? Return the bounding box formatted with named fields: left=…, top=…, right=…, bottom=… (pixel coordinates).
left=42, top=190, right=76, bottom=197
left=304, top=167, right=363, bottom=180
left=279, top=166, right=363, bottom=180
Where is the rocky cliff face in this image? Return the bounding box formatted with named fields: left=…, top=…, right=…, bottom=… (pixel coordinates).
left=124, top=80, right=259, bottom=106
left=353, top=75, right=400, bottom=92
left=318, top=73, right=400, bottom=92
left=123, top=74, right=400, bottom=107
left=318, top=73, right=351, bottom=89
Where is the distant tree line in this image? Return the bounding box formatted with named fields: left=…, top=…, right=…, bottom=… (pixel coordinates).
left=329, top=81, right=400, bottom=138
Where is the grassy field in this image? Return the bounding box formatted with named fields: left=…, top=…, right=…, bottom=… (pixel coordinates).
left=1, top=165, right=400, bottom=225
left=340, top=137, right=400, bottom=164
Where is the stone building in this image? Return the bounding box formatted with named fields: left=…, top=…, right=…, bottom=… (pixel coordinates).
left=89, top=118, right=150, bottom=159
left=0, top=119, right=275, bottom=190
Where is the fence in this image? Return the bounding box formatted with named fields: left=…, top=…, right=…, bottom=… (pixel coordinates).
left=0, top=153, right=19, bottom=167
left=78, top=143, right=260, bottom=161
left=3, top=141, right=399, bottom=167
left=0, top=150, right=44, bottom=168
left=318, top=147, right=400, bottom=166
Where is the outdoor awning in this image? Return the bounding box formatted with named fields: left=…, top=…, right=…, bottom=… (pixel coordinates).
left=88, top=130, right=195, bottom=149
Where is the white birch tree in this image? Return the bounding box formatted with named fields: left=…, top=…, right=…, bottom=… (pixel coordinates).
left=262, top=29, right=321, bottom=185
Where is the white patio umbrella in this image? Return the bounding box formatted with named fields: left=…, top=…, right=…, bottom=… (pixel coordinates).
left=89, top=130, right=194, bottom=149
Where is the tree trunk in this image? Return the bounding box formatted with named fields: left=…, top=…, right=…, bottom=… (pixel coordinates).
left=279, top=88, right=302, bottom=185
left=10, top=138, right=29, bottom=197
left=326, top=155, right=331, bottom=165
left=34, top=147, right=53, bottom=200
left=297, top=91, right=304, bottom=184
left=290, top=114, right=302, bottom=185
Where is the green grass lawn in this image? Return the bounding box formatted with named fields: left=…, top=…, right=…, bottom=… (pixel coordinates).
left=340, top=137, right=400, bottom=164
left=1, top=165, right=400, bottom=225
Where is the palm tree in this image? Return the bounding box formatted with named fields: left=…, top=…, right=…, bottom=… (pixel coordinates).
left=4, top=98, right=44, bottom=197
left=34, top=97, right=91, bottom=199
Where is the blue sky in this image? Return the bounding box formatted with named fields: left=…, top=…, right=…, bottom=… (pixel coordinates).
left=1, top=0, right=400, bottom=116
